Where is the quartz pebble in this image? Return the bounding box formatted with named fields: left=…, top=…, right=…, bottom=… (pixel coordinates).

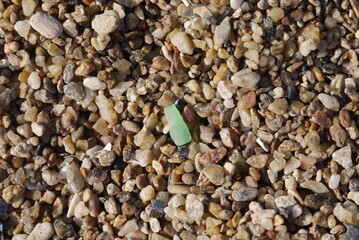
left=332, top=146, right=352, bottom=169
left=67, top=165, right=85, bottom=193
left=171, top=32, right=194, bottom=55
left=230, top=0, right=243, bottom=9
left=28, top=222, right=54, bottom=240
left=83, top=77, right=107, bottom=90
left=232, top=70, right=261, bottom=88
left=318, top=94, right=340, bottom=111
left=232, top=187, right=258, bottom=201
left=30, top=12, right=63, bottom=38
left=92, top=11, right=121, bottom=35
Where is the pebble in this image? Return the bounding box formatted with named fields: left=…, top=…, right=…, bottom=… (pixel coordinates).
left=304, top=193, right=337, bottom=210
left=171, top=31, right=194, bottom=55
left=30, top=12, right=63, bottom=38
left=64, top=82, right=85, bottom=102
left=200, top=126, right=215, bottom=144
left=217, top=81, right=236, bottom=100
left=219, top=128, right=234, bottom=148
left=318, top=93, right=340, bottom=111
left=312, top=111, right=332, bottom=128
left=149, top=218, right=161, bottom=233
left=134, top=129, right=156, bottom=149
left=31, top=122, right=46, bottom=137
left=268, top=7, right=285, bottom=22
left=27, top=72, right=41, bottom=90
left=149, top=200, right=166, bottom=218
left=230, top=0, right=243, bottom=9
left=299, top=39, right=319, bottom=57
left=231, top=70, right=261, bottom=88
left=345, top=224, right=359, bottom=240
left=14, top=20, right=30, bottom=38
left=202, top=164, right=225, bottom=185
left=74, top=201, right=89, bottom=218
left=67, top=165, right=85, bottom=193
left=92, top=10, right=120, bottom=35
left=185, top=194, right=204, bottom=222
left=54, top=219, right=73, bottom=239
left=89, top=194, right=100, bottom=217
left=95, top=95, right=118, bottom=125
left=298, top=154, right=316, bottom=170
left=42, top=170, right=62, bottom=186
left=333, top=204, right=352, bottom=223
left=63, top=19, right=78, bottom=38
left=232, top=187, right=258, bottom=201
left=329, top=173, right=340, bottom=189
left=349, top=179, right=359, bottom=192
left=140, top=185, right=155, bottom=202
left=275, top=195, right=296, bottom=208
left=268, top=99, right=288, bottom=115
left=28, top=222, right=54, bottom=240
left=332, top=146, right=352, bottom=169
left=214, top=17, right=231, bottom=44
left=83, top=77, right=107, bottom=90
left=246, top=154, right=268, bottom=169
left=300, top=180, right=329, bottom=193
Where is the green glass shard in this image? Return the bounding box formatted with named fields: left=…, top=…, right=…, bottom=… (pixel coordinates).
left=164, top=104, right=192, bottom=146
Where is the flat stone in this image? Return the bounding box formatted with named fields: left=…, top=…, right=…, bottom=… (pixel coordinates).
left=30, top=12, right=63, bottom=38
left=318, top=93, right=340, bottom=111
left=246, top=154, right=268, bottom=169
left=304, top=193, right=337, bottom=210
left=232, top=187, right=258, bottom=201
left=54, top=219, right=73, bottom=239
left=83, top=77, right=107, bottom=90
left=202, top=164, right=225, bottom=185
left=275, top=195, right=296, bottom=208
left=214, top=17, right=231, bottom=44
left=300, top=180, right=329, bottom=193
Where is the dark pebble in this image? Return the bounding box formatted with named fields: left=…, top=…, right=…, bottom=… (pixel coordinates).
left=35, top=144, right=44, bottom=156
left=287, top=85, right=299, bottom=101
left=111, top=157, right=126, bottom=170
left=345, top=224, right=359, bottom=240
left=149, top=199, right=165, bottom=218
left=175, top=98, right=186, bottom=111
left=304, top=193, right=337, bottom=210
left=0, top=198, right=8, bottom=215
left=118, top=192, right=131, bottom=203
left=0, top=221, right=3, bottom=240
left=349, top=179, right=359, bottom=192
left=178, top=145, right=189, bottom=158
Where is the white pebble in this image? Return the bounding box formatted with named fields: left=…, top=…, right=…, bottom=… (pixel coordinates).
left=30, top=12, right=63, bottom=38
left=83, top=77, right=107, bottom=90
left=329, top=173, right=340, bottom=189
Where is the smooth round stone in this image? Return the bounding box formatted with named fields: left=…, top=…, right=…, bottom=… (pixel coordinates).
left=230, top=0, right=243, bottom=9
left=28, top=72, right=41, bottom=90
left=30, top=12, right=63, bottom=38
left=28, top=222, right=54, bottom=240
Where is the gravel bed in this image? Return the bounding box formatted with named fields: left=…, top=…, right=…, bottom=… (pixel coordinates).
left=0, top=0, right=359, bottom=239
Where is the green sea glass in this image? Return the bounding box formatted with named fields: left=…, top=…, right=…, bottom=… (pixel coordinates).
left=164, top=104, right=192, bottom=146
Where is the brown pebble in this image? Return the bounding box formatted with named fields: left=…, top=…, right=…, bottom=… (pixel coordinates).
left=312, top=111, right=332, bottom=128
left=339, top=109, right=351, bottom=128
left=199, top=147, right=227, bottom=165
